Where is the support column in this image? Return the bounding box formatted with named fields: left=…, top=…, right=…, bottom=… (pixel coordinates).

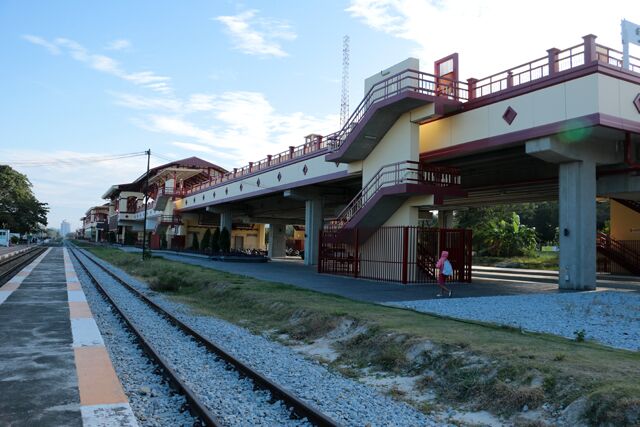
left=219, top=209, right=232, bottom=235
left=268, top=224, right=286, bottom=258
left=559, top=160, right=597, bottom=290
left=304, top=198, right=323, bottom=265
left=257, top=224, right=266, bottom=250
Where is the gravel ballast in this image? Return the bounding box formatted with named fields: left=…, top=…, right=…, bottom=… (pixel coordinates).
left=391, top=291, right=640, bottom=351
left=71, top=252, right=196, bottom=427
left=77, top=248, right=443, bottom=426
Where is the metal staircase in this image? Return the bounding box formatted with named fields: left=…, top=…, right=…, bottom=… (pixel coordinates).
left=324, top=161, right=463, bottom=238
left=596, top=232, right=640, bottom=275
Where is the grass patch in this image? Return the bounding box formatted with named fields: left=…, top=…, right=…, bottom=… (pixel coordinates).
left=475, top=252, right=559, bottom=270
left=84, top=245, right=640, bottom=424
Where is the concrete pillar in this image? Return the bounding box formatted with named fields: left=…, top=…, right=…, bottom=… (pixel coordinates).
left=559, top=160, right=597, bottom=290
left=304, top=198, right=323, bottom=265
left=268, top=224, right=286, bottom=258
left=257, top=224, right=266, bottom=250
left=219, top=209, right=232, bottom=235
left=437, top=210, right=454, bottom=228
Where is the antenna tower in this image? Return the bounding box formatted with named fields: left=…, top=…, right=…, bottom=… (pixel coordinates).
left=340, top=35, right=350, bottom=127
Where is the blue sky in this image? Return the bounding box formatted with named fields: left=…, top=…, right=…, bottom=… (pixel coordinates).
left=0, top=0, right=636, bottom=230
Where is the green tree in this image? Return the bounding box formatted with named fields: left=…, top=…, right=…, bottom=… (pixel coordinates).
left=191, top=232, right=200, bottom=251
left=219, top=227, right=230, bottom=253
left=211, top=227, right=220, bottom=253
left=0, top=166, right=49, bottom=233
left=201, top=229, right=211, bottom=253
left=482, top=212, right=539, bottom=257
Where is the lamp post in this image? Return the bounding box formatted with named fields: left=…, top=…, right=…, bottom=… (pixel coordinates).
left=142, top=149, right=151, bottom=260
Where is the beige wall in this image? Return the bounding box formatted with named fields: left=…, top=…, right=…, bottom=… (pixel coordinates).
left=174, top=154, right=351, bottom=211
left=362, top=111, right=419, bottom=184
left=610, top=200, right=640, bottom=241
left=419, top=74, right=621, bottom=153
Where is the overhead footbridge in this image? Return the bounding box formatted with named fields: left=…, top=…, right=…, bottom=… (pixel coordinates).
left=170, top=34, right=640, bottom=288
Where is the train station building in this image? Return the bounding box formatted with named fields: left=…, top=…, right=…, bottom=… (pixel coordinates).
left=88, top=34, right=640, bottom=290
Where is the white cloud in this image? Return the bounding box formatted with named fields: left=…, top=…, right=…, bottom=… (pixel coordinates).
left=215, top=9, right=296, bottom=57
left=25, top=36, right=172, bottom=94
left=110, top=92, right=182, bottom=111
left=346, top=0, right=635, bottom=81
left=138, top=115, right=215, bottom=143
left=22, top=34, right=60, bottom=55
left=106, top=39, right=131, bottom=51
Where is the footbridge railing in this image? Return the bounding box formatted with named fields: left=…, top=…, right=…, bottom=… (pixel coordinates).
left=324, top=161, right=461, bottom=232
left=326, top=70, right=468, bottom=153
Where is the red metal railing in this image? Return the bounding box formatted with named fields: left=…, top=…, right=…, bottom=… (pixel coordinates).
left=159, top=215, right=182, bottom=225
left=318, top=226, right=472, bottom=284
left=185, top=135, right=329, bottom=195
left=595, top=44, right=640, bottom=74
left=159, top=186, right=185, bottom=197
left=324, top=161, right=461, bottom=232
left=596, top=232, right=640, bottom=275
left=327, top=70, right=468, bottom=152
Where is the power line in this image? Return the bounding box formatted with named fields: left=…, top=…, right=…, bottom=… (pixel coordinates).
left=3, top=151, right=148, bottom=167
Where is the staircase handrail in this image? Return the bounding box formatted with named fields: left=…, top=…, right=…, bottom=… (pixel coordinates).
left=597, top=232, right=640, bottom=270
left=326, top=69, right=468, bottom=152
left=325, top=161, right=460, bottom=231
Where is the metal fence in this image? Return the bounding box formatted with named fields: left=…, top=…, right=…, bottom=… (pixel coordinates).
left=318, top=227, right=472, bottom=284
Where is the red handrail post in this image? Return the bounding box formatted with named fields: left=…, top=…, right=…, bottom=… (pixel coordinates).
left=467, top=78, right=478, bottom=100
left=354, top=229, right=360, bottom=278
left=547, top=48, right=560, bottom=75
left=317, top=230, right=323, bottom=273
left=289, top=146, right=295, bottom=159
left=583, top=34, right=598, bottom=63
left=401, top=226, right=409, bottom=284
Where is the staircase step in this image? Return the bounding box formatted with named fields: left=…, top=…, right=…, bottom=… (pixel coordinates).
left=471, top=265, right=640, bottom=284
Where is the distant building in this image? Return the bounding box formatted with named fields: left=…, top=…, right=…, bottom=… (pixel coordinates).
left=60, top=220, right=71, bottom=237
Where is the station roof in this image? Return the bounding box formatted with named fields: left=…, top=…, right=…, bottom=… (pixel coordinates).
left=102, top=156, right=227, bottom=199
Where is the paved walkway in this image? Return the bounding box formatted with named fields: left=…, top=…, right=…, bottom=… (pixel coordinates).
left=119, top=248, right=567, bottom=302
left=0, top=247, right=136, bottom=426
left=115, top=247, right=640, bottom=302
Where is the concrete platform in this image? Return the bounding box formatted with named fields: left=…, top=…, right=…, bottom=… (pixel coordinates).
left=0, top=245, right=35, bottom=261
left=119, top=247, right=640, bottom=302
left=0, top=247, right=137, bottom=426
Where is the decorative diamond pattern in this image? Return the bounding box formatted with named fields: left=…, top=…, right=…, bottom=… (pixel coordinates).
left=225, top=188, right=228, bottom=195
left=213, top=192, right=216, bottom=198
left=502, top=106, right=517, bottom=125
left=302, top=164, right=308, bottom=175
left=239, top=183, right=243, bottom=191
left=256, top=178, right=261, bottom=187
left=634, top=93, right=640, bottom=114
left=277, top=172, right=282, bottom=182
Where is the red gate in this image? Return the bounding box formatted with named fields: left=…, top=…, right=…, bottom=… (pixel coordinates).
left=318, top=227, right=472, bottom=284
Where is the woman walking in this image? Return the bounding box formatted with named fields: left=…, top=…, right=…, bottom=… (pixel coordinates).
left=435, top=250, right=453, bottom=297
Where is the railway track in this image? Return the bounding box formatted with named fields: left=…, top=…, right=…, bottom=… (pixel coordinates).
left=0, top=247, right=47, bottom=285
left=68, top=244, right=339, bottom=427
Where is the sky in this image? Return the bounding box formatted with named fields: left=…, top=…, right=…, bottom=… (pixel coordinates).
left=0, top=0, right=637, bottom=230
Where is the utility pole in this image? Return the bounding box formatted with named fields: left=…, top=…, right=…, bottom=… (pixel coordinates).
left=142, top=149, right=151, bottom=260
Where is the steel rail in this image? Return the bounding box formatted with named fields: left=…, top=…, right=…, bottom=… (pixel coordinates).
left=68, top=247, right=222, bottom=427
left=71, top=244, right=340, bottom=427
left=0, top=247, right=46, bottom=284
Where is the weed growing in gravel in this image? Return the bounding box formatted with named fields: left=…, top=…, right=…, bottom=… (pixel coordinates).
left=574, top=329, right=586, bottom=342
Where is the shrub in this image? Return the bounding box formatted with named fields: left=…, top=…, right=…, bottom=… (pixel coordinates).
left=219, top=227, right=230, bottom=253
left=191, top=232, right=199, bottom=251
left=10, top=236, right=18, bottom=244
left=211, top=228, right=220, bottom=253
left=201, top=229, right=211, bottom=253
